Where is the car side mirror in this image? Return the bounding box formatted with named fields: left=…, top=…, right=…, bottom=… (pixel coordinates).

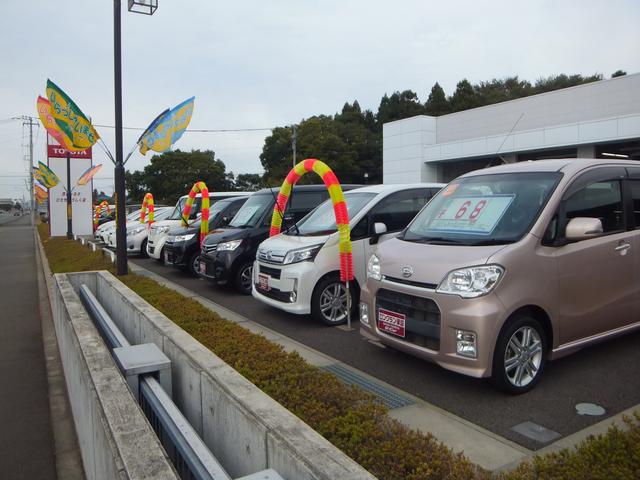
left=369, top=222, right=388, bottom=245
left=565, top=217, right=603, bottom=242
left=374, top=222, right=387, bottom=235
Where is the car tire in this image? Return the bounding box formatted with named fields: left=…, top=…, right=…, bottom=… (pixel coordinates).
left=233, top=261, right=254, bottom=295
left=491, top=315, right=547, bottom=394
left=187, top=251, right=201, bottom=276
left=155, top=247, right=165, bottom=263
left=140, top=239, right=148, bottom=258
left=311, top=275, right=358, bottom=326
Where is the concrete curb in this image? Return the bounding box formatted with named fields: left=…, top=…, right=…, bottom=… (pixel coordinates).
left=35, top=229, right=86, bottom=479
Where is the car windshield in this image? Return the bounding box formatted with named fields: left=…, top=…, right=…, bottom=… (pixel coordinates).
left=228, top=193, right=273, bottom=228
left=401, top=172, right=561, bottom=246
left=168, top=197, right=202, bottom=221
left=290, top=192, right=376, bottom=236
left=126, top=210, right=141, bottom=221
left=190, top=200, right=232, bottom=228
left=153, top=207, right=173, bottom=221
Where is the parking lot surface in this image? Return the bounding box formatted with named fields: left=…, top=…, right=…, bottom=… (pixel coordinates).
left=131, top=256, right=640, bottom=450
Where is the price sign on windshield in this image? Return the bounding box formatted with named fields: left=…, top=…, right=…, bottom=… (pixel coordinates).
left=427, top=195, right=514, bottom=234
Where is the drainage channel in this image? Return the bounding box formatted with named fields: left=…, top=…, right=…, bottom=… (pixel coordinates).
left=321, top=363, right=415, bottom=410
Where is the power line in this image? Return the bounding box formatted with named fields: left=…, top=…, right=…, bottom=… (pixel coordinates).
left=92, top=124, right=275, bottom=133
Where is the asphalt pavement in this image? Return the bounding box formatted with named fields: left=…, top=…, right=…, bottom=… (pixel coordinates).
left=130, top=255, right=640, bottom=451
left=0, top=215, right=57, bottom=479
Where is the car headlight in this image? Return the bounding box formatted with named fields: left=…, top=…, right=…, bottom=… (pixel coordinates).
left=367, top=254, right=382, bottom=281
left=217, top=239, right=243, bottom=251
left=158, top=225, right=170, bottom=234
left=174, top=233, right=195, bottom=242
left=436, top=265, right=504, bottom=298
left=282, top=244, right=322, bottom=264
left=127, top=226, right=146, bottom=236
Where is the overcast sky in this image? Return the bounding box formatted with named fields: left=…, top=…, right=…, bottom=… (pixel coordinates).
left=1, top=0, right=639, bottom=200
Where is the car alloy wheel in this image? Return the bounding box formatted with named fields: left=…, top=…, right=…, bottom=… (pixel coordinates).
left=234, top=262, right=253, bottom=295
left=503, top=326, right=543, bottom=388
left=319, top=282, right=348, bottom=324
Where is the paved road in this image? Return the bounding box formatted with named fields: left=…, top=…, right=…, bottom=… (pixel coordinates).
left=0, top=215, right=56, bottom=479
left=130, top=256, right=640, bottom=450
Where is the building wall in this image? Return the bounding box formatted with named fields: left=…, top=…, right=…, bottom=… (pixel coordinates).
left=383, top=73, right=640, bottom=184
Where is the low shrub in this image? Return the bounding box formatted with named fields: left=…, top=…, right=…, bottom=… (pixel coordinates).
left=38, top=227, right=640, bottom=479
left=499, top=413, right=640, bottom=480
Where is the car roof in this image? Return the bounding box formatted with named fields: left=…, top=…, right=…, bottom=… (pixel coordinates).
left=179, top=191, right=251, bottom=199
left=345, top=183, right=445, bottom=194
left=255, top=184, right=362, bottom=194
left=460, top=158, right=640, bottom=178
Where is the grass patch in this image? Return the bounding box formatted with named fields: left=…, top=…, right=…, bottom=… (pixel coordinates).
left=38, top=225, right=640, bottom=479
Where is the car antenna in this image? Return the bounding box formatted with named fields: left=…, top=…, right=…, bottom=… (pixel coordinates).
left=487, top=112, right=524, bottom=168
left=268, top=184, right=299, bottom=235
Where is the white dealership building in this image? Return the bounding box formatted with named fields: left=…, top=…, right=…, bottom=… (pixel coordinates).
left=383, top=73, right=640, bottom=183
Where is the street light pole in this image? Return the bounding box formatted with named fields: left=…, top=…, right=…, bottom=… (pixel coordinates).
left=113, top=0, right=127, bottom=275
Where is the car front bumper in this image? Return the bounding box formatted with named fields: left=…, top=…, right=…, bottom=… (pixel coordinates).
left=359, top=277, right=505, bottom=378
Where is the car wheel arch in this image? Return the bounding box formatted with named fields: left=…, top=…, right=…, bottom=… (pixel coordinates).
left=488, top=304, right=553, bottom=376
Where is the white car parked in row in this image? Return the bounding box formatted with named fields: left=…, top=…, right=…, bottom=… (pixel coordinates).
left=147, top=192, right=251, bottom=261
left=107, top=206, right=173, bottom=255
left=252, top=183, right=444, bottom=325
left=95, top=209, right=142, bottom=244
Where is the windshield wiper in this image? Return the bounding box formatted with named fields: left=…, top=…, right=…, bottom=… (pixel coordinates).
left=469, top=239, right=515, bottom=246
left=417, top=237, right=465, bottom=245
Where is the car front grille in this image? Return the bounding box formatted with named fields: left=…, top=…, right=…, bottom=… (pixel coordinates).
left=259, top=265, right=281, bottom=279
left=201, top=243, right=217, bottom=256
left=255, top=284, right=291, bottom=303
left=375, top=288, right=441, bottom=350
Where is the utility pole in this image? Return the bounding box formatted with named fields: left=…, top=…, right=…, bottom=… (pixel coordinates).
left=292, top=124, right=297, bottom=168
left=20, top=116, right=38, bottom=226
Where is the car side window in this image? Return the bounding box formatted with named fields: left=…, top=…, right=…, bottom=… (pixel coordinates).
left=289, top=192, right=328, bottom=223
left=629, top=181, right=640, bottom=229
left=564, top=180, right=624, bottom=234
left=370, top=189, right=430, bottom=233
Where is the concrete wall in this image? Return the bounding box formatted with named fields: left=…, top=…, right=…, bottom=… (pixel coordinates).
left=50, top=273, right=178, bottom=480
left=66, top=271, right=375, bottom=480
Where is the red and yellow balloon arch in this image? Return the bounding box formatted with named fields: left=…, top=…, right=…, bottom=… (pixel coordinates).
left=140, top=192, right=155, bottom=225
left=270, top=159, right=353, bottom=281
left=93, top=200, right=111, bottom=231
left=181, top=181, right=210, bottom=246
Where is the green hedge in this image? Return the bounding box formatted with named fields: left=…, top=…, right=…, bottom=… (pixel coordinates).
left=38, top=226, right=640, bottom=480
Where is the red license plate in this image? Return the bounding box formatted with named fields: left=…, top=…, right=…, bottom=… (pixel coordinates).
left=377, top=308, right=406, bottom=338
left=258, top=274, right=270, bottom=291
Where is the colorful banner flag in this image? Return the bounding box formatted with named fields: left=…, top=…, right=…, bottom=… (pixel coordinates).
left=139, top=97, right=195, bottom=155
left=36, top=161, right=60, bottom=188
left=45, top=79, right=99, bottom=151
left=37, top=96, right=75, bottom=150
left=77, top=164, right=102, bottom=186
left=35, top=184, right=48, bottom=200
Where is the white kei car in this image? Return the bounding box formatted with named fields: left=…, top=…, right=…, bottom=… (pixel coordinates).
left=252, top=183, right=443, bottom=325
left=95, top=209, right=142, bottom=244
left=107, top=206, right=173, bottom=255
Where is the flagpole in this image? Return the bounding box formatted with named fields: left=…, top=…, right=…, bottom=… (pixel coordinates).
left=66, top=152, right=73, bottom=239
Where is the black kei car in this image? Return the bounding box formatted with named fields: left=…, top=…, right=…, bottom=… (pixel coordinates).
left=199, top=184, right=361, bottom=294
left=164, top=196, right=248, bottom=275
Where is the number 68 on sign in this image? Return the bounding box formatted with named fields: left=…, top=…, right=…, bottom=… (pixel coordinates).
left=429, top=195, right=514, bottom=234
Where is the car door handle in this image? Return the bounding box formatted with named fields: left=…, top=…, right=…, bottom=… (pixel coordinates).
left=614, top=243, right=631, bottom=252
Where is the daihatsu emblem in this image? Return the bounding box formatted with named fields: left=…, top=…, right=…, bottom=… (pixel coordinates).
left=401, top=266, right=413, bottom=278
left=265, top=251, right=273, bottom=261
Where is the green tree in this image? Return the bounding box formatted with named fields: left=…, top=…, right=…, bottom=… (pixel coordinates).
left=450, top=79, right=480, bottom=112
left=125, top=149, right=231, bottom=205
left=376, top=90, right=425, bottom=126
left=425, top=82, right=451, bottom=116
left=533, top=73, right=602, bottom=94
left=612, top=70, right=627, bottom=78
left=233, top=173, right=263, bottom=191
